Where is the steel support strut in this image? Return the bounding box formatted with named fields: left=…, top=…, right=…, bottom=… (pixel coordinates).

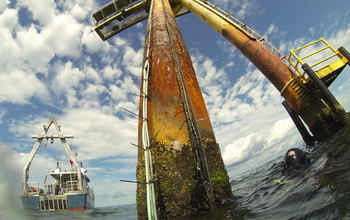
left=180, top=0, right=348, bottom=142
left=136, top=0, right=232, bottom=218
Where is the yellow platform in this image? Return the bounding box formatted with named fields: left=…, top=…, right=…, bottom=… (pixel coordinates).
left=287, top=38, right=350, bottom=87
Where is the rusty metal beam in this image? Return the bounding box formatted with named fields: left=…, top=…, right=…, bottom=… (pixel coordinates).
left=136, top=0, right=232, bottom=218
left=180, top=0, right=346, bottom=141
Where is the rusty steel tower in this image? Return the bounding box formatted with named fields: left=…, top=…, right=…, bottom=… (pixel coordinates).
left=134, top=0, right=233, bottom=218
left=92, top=0, right=350, bottom=218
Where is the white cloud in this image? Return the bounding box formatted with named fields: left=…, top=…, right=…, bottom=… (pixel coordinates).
left=16, top=24, right=54, bottom=73
left=85, top=83, right=106, bottom=97
left=0, top=0, right=9, bottom=13
left=0, top=7, right=17, bottom=28
left=121, top=45, right=143, bottom=76
left=265, top=118, right=295, bottom=147
left=84, top=65, right=103, bottom=84
left=223, top=133, right=262, bottom=165
left=0, top=70, right=49, bottom=104
left=41, top=13, right=83, bottom=58
left=68, top=3, right=89, bottom=22
left=52, top=109, right=137, bottom=160
left=81, top=27, right=110, bottom=53
left=56, top=0, right=96, bottom=21
left=54, top=61, right=85, bottom=92
left=17, top=0, right=55, bottom=26
left=102, top=65, right=123, bottom=82
left=265, top=23, right=276, bottom=36
left=222, top=118, right=300, bottom=177
left=114, top=35, right=128, bottom=47
left=327, top=25, right=350, bottom=49
left=7, top=108, right=138, bottom=171
left=0, top=109, right=6, bottom=124
left=109, top=84, right=128, bottom=103
left=0, top=8, right=20, bottom=71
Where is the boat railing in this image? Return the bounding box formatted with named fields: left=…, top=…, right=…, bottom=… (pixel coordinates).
left=86, top=186, right=94, bottom=198
left=24, top=182, right=44, bottom=195
left=63, top=180, right=79, bottom=192
left=44, top=183, right=55, bottom=195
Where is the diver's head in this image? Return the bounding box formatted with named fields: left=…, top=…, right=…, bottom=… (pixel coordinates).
left=284, top=148, right=310, bottom=171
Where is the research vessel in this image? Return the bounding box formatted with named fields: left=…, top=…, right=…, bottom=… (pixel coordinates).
left=21, top=117, right=94, bottom=211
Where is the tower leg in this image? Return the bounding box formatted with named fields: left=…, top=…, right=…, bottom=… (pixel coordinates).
left=136, top=0, right=232, bottom=219
left=302, top=63, right=348, bottom=125
left=282, top=101, right=316, bottom=146
left=180, top=0, right=348, bottom=142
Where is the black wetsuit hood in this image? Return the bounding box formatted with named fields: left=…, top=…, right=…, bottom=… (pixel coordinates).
left=283, top=148, right=310, bottom=171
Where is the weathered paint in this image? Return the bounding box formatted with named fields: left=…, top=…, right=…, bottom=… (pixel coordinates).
left=136, top=0, right=232, bottom=218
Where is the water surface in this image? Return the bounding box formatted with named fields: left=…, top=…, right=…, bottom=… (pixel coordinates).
left=4, top=125, right=350, bottom=219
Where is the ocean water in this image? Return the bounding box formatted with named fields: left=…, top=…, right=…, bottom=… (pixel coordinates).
left=4, top=124, right=350, bottom=219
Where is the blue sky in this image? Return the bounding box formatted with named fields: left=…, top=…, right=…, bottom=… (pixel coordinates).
left=0, top=0, right=350, bottom=208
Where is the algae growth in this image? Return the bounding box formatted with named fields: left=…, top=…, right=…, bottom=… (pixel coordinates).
left=136, top=138, right=232, bottom=219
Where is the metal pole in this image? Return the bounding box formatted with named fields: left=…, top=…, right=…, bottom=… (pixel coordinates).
left=282, top=101, right=316, bottom=146
left=136, top=0, right=232, bottom=218
left=302, top=63, right=348, bottom=125
left=180, top=0, right=345, bottom=140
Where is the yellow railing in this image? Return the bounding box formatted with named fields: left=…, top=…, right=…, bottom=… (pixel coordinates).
left=286, top=38, right=341, bottom=77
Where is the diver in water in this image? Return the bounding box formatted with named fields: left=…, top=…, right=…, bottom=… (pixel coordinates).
left=281, top=148, right=311, bottom=175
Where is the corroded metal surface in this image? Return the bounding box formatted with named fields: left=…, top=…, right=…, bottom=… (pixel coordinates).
left=223, top=26, right=344, bottom=140
left=180, top=0, right=346, bottom=141
left=136, top=0, right=232, bottom=219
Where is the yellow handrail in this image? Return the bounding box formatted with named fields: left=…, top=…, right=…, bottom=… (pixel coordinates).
left=310, top=53, right=338, bottom=68
left=286, top=38, right=342, bottom=78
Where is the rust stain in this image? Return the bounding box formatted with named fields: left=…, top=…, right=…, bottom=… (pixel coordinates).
left=220, top=26, right=341, bottom=139
left=136, top=0, right=232, bottom=218
left=141, top=0, right=215, bottom=144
